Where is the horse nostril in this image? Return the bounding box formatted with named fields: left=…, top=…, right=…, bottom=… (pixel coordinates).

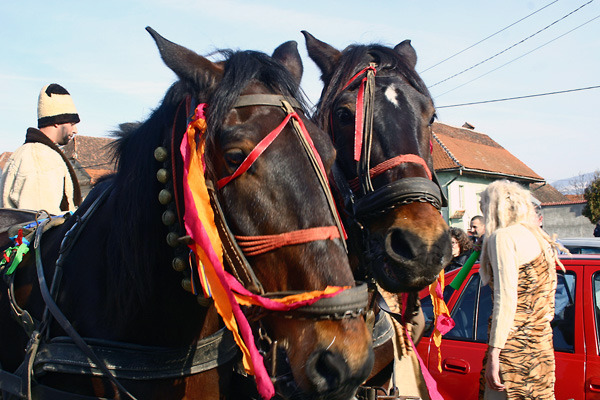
left=305, top=350, right=348, bottom=392
left=385, top=228, right=416, bottom=261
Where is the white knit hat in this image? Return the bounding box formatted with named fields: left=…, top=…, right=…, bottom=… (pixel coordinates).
left=37, top=83, right=80, bottom=128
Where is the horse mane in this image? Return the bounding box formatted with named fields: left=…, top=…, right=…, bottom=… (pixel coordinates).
left=312, top=44, right=431, bottom=132
left=103, top=48, right=308, bottom=324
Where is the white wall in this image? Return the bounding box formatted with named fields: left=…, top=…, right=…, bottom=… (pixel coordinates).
left=438, top=172, right=490, bottom=231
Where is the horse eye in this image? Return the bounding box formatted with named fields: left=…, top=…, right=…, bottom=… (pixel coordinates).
left=335, top=107, right=354, bottom=126
left=224, top=148, right=246, bottom=169
left=429, top=113, right=437, bottom=126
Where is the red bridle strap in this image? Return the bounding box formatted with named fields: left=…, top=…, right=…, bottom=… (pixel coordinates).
left=341, top=66, right=377, bottom=162
left=217, top=111, right=327, bottom=189
left=348, top=154, right=432, bottom=192
left=235, top=226, right=340, bottom=257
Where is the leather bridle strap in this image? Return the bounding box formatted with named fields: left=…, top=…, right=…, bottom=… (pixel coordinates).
left=232, top=94, right=302, bottom=110
left=340, top=64, right=445, bottom=212
left=348, top=154, right=433, bottom=192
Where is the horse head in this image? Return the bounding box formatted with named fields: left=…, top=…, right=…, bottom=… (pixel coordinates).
left=303, top=31, right=452, bottom=293
left=147, top=28, right=373, bottom=399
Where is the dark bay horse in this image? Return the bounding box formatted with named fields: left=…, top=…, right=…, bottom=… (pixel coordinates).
left=302, top=32, right=452, bottom=398
left=0, top=28, right=373, bottom=400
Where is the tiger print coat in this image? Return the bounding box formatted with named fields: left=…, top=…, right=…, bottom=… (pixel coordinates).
left=479, top=252, right=557, bottom=399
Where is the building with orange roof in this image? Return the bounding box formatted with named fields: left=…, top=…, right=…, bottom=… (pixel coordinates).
left=432, top=122, right=594, bottom=237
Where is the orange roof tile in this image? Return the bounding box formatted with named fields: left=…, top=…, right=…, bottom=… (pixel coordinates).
left=432, top=122, right=543, bottom=181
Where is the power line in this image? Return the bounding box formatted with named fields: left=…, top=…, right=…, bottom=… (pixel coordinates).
left=434, top=13, right=600, bottom=98
left=429, top=0, right=594, bottom=88
left=420, top=0, right=560, bottom=73
left=436, top=85, right=600, bottom=109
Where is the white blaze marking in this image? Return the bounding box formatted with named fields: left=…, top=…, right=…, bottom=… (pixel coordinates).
left=384, top=84, right=400, bottom=108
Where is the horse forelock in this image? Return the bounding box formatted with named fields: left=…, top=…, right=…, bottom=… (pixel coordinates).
left=204, top=49, right=308, bottom=173
left=314, top=44, right=432, bottom=132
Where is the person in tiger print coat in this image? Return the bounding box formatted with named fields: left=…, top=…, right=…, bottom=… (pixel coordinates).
left=477, top=180, right=564, bottom=400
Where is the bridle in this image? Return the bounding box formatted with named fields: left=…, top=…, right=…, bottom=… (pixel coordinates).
left=216, top=94, right=347, bottom=272
left=204, top=93, right=366, bottom=312
left=334, top=63, right=447, bottom=223
left=198, top=93, right=370, bottom=396
left=0, top=94, right=370, bottom=400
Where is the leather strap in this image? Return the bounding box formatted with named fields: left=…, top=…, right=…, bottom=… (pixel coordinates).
left=33, top=328, right=238, bottom=380
left=34, top=212, right=138, bottom=400
left=233, top=94, right=302, bottom=110
left=263, top=282, right=368, bottom=319
left=354, top=177, right=444, bottom=218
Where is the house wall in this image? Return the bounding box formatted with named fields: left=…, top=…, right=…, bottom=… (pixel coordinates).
left=542, top=203, right=595, bottom=238
left=437, top=172, right=490, bottom=231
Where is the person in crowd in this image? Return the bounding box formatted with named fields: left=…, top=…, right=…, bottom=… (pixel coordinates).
left=478, top=180, right=563, bottom=399
left=594, top=221, right=600, bottom=238
left=469, top=215, right=486, bottom=244
left=446, top=227, right=473, bottom=272
left=0, top=83, right=82, bottom=214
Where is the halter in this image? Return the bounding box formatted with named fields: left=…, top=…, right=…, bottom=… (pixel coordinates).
left=336, top=64, right=446, bottom=221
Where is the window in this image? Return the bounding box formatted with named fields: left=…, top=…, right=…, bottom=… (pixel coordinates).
left=553, top=272, right=575, bottom=352
left=445, top=274, right=487, bottom=341
left=421, top=271, right=576, bottom=352
left=593, top=272, right=600, bottom=351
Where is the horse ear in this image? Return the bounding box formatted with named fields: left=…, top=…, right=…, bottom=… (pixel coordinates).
left=146, top=26, right=223, bottom=89
left=302, top=30, right=341, bottom=85
left=394, top=40, right=418, bottom=70
left=272, top=41, right=303, bottom=86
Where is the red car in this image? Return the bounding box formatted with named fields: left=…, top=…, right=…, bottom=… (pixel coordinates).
left=417, top=255, right=600, bottom=400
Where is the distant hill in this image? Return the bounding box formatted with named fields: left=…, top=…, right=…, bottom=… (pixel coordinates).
left=552, top=171, right=599, bottom=195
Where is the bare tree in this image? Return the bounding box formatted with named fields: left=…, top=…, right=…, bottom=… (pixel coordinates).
left=569, top=173, right=593, bottom=195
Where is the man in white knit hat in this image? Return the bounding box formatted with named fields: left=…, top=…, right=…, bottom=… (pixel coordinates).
left=0, top=83, right=82, bottom=214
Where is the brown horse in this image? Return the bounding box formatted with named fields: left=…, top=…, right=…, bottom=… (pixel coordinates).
left=0, top=28, right=373, bottom=400
left=302, top=31, right=452, bottom=397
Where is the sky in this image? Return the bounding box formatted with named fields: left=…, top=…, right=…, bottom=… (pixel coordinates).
left=1, top=0, right=599, bottom=183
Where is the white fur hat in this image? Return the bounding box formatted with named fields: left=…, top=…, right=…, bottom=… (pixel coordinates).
left=37, top=83, right=80, bottom=128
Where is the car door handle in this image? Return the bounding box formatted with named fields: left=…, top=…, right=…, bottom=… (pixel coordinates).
left=442, top=358, right=470, bottom=374
left=589, top=377, right=600, bottom=392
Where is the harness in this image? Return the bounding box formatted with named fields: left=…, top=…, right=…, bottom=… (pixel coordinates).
left=1, top=191, right=241, bottom=400
left=0, top=93, right=370, bottom=400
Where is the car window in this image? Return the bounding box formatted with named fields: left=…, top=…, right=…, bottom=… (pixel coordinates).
left=593, top=272, right=600, bottom=351
left=581, top=247, right=600, bottom=254
left=421, top=292, right=434, bottom=336
left=475, top=283, right=492, bottom=341
left=422, top=270, right=577, bottom=352
left=445, top=274, right=480, bottom=341
left=553, top=272, right=575, bottom=352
